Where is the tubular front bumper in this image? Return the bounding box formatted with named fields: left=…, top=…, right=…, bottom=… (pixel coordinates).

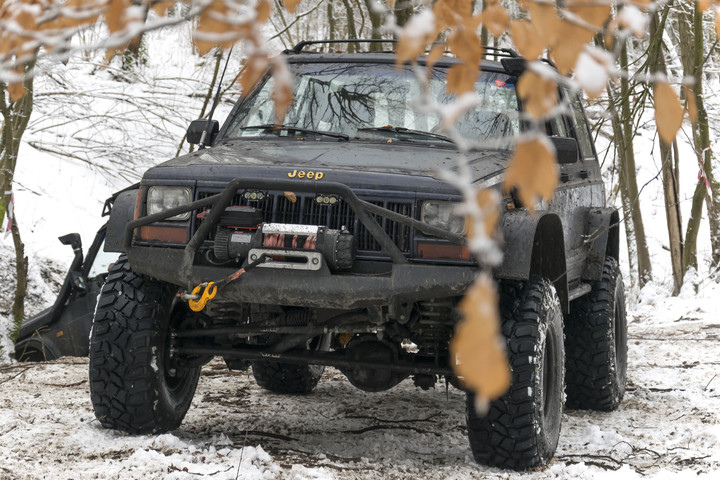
left=125, top=177, right=473, bottom=308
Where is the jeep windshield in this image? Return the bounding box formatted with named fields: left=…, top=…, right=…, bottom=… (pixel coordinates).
left=224, top=62, right=519, bottom=146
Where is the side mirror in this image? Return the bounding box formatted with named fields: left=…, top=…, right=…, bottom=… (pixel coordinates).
left=59, top=233, right=82, bottom=251
left=187, top=119, right=219, bottom=146
left=550, top=136, right=580, bottom=164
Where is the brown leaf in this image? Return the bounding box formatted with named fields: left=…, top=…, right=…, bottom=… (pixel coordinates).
left=684, top=85, right=698, bottom=125
left=284, top=0, right=301, bottom=14
left=239, top=54, right=270, bottom=96
left=550, top=19, right=594, bottom=74
left=284, top=192, right=297, bottom=203
left=716, top=6, right=720, bottom=39
left=433, top=0, right=471, bottom=30
left=516, top=71, right=557, bottom=119
left=448, top=26, right=483, bottom=66
left=566, top=0, right=611, bottom=29
left=527, top=1, right=560, bottom=49
left=698, top=0, right=713, bottom=13
left=7, top=81, right=26, bottom=102
left=106, top=0, right=130, bottom=33
left=15, top=9, right=37, bottom=32
left=426, top=43, right=445, bottom=71
left=257, top=0, right=273, bottom=23
left=450, top=274, right=510, bottom=401
left=482, top=4, right=509, bottom=37
left=509, top=20, right=543, bottom=60
left=654, top=81, right=683, bottom=144
left=193, top=0, right=235, bottom=55
left=446, top=63, right=479, bottom=96
left=504, top=138, right=558, bottom=210
left=272, top=58, right=293, bottom=124
left=466, top=188, right=500, bottom=241
left=151, top=1, right=176, bottom=17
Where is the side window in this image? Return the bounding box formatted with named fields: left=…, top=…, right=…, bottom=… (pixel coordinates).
left=563, top=88, right=595, bottom=159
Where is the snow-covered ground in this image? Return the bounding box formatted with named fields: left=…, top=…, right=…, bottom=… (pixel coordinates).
left=1, top=291, right=719, bottom=479
left=2, top=23, right=720, bottom=480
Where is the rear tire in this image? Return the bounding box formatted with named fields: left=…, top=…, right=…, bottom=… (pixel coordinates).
left=89, top=256, right=200, bottom=434
left=466, top=277, right=565, bottom=470
left=565, top=257, right=627, bottom=411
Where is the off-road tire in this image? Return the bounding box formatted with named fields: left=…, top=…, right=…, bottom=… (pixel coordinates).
left=565, top=257, right=627, bottom=411
left=89, top=256, right=200, bottom=433
left=251, top=362, right=324, bottom=394
left=466, top=277, right=565, bottom=470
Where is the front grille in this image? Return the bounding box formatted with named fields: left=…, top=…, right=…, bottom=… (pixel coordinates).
left=195, top=190, right=414, bottom=256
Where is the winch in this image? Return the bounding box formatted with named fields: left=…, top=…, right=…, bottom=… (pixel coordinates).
left=210, top=207, right=355, bottom=270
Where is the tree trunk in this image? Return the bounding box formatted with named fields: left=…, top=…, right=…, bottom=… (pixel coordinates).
left=341, top=0, right=359, bottom=52
left=364, top=0, right=384, bottom=50
left=0, top=64, right=35, bottom=340
left=617, top=41, right=653, bottom=286
left=675, top=1, right=720, bottom=271
left=648, top=8, right=684, bottom=293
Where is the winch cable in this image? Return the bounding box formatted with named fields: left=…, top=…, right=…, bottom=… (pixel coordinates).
left=186, top=253, right=268, bottom=312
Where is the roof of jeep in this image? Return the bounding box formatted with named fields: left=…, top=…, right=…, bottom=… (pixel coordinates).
left=281, top=41, right=519, bottom=74
left=283, top=51, right=511, bottom=74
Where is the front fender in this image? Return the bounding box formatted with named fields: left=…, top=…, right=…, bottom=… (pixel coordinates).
left=495, top=210, right=569, bottom=312
left=105, top=189, right=139, bottom=252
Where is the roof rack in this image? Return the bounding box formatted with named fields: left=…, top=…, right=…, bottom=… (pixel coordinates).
left=287, top=39, right=520, bottom=59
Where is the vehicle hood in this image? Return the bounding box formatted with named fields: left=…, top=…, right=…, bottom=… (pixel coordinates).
left=145, top=139, right=509, bottom=192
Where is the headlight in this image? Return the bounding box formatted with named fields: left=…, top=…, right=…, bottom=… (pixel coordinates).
left=420, top=201, right=466, bottom=235
left=147, top=186, right=193, bottom=221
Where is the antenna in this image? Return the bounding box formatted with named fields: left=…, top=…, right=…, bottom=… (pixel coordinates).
left=199, top=47, right=234, bottom=148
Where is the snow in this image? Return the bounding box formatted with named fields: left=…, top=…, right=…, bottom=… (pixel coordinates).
left=1, top=21, right=720, bottom=480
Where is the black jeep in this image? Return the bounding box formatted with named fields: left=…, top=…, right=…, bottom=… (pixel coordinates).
left=88, top=40, right=626, bottom=470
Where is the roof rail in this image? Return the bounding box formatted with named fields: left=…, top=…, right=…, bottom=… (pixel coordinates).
left=287, top=39, right=520, bottom=59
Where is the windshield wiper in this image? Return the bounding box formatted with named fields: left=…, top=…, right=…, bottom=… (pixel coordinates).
left=358, top=126, right=454, bottom=144
left=237, top=124, right=349, bottom=141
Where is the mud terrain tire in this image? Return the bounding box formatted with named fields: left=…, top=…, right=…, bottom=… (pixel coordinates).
left=89, top=256, right=200, bottom=433
left=466, top=277, right=565, bottom=470
left=251, top=362, right=324, bottom=394
left=565, top=257, right=627, bottom=411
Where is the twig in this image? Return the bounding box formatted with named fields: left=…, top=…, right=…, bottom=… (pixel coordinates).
left=43, top=379, right=87, bottom=388
left=0, top=367, right=30, bottom=385
left=705, top=375, right=717, bottom=391
left=235, top=429, right=248, bottom=480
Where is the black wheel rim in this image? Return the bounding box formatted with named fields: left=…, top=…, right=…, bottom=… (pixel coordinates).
left=541, top=322, right=561, bottom=434
left=614, top=290, right=627, bottom=387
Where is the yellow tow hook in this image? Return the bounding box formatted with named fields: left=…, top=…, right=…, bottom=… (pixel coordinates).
left=187, top=282, right=217, bottom=312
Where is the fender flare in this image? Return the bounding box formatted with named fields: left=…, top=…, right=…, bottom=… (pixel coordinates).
left=105, top=189, right=139, bottom=252
left=582, top=208, right=620, bottom=281
left=495, top=210, right=569, bottom=312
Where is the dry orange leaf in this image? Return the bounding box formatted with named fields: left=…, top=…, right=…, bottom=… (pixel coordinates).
left=654, top=81, right=683, bottom=144
left=698, top=0, right=713, bottom=13
left=194, top=0, right=236, bottom=55
left=284, top=0, right=301, bottom=14
left=433, top=0, right=471, bottom=30
left=527, top=0, right=560, bottom=49
left=106, top=0, right=130, bottom=33
left=684, top=85, right=698, bottom=125
left=504, top=138, right=558, bottom=210
left=426, top=43, right=445, bottom=71
left=517, top=70, right=557, bottom=119
left=448, top=26, right=484, bottom=65
left=450, top=274, right=510, bottom=401
left=566, top=0, right=611, bottom=29
left=257, top=0, right=273, bottom=23
left=239, top=54, right=270, bottom=96
left=7, top=81, right=26, bottom=102
left=272, top=58, right=293, bottom=124
left=716, top=5, right=720, bottom=38
left=483, top=4, right=509, bottom=37
left=550, top=19, right=594, bottom=74
left=466, top=188, right=500, bottom=241
left=509, top=19, right=543, bottom=60
left=447, top=63, right=479, bottom=95
left=151, top=1, right=176, bottom=17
